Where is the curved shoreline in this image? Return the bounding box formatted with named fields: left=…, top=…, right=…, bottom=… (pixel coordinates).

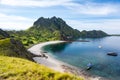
left=28, top=41, right=104, bottom=80
left=28, top=41, right=66, bottom=72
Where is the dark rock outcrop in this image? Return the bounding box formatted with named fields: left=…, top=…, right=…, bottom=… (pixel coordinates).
left=10, top=38, right=35, bottom=60
left=0, top=29, right=10, bottom=39
left=0, top=29, right=36, bottom=61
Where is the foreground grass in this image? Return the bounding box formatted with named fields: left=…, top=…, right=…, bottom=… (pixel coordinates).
left=0, top=56, right=83, bottom=80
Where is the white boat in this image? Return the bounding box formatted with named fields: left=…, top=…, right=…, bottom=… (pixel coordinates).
left=98, top=46, right=102, bottom=48
left=87, top=63, right=92, bottom=70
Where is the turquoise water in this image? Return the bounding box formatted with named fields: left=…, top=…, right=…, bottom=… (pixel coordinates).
left=43, top=36, right=120, bottom=80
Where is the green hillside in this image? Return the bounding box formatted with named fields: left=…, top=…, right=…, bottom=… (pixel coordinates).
left=7, top=17, right=81, bottom=47
left=30, top=16, right=81, bottom=40
left=0, top=29, right=34, bottom=60
left=80, top=30, right=108, bottom=38
left=0, top=56, right=83, bottom=80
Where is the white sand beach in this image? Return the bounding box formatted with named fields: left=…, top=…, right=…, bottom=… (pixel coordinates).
left=28, top=41, right=103, bottom=80
left=28, top=41, right=66, bottom=72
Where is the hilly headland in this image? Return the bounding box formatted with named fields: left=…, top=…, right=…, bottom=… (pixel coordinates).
left=0, top=16, right=109, bottom=80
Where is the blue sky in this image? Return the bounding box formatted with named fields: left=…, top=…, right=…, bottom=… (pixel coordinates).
left=0, top=0, right=120, bottom=34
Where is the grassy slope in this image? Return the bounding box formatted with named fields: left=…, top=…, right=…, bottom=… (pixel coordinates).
left=0, top=56, right=83, bottom=80
left=0, top=38, right=18, bottom=56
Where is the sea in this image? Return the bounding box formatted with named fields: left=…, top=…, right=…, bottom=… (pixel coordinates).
left=43, top=36, right=120, bottom=80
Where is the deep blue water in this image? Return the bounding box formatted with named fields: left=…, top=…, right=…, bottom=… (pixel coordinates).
left=43, top=36, right=120, bottom=80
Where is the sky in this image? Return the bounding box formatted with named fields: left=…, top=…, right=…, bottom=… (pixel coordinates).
left=0, top=0, right=120, bottom=34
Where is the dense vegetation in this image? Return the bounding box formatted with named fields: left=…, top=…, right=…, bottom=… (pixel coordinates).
left=0, top=56, right=83, bottom=80
left=32, top=16, right=81, bottom=40
left=7, top=16, right=108, bottom=47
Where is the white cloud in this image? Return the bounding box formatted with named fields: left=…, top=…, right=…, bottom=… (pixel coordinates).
left=0, top=13, right=34, bottom=30
left=66, top=19, right=120, bottom=34
left=65, top=2, right=119, bottom=15
left=1, top=0, right=119, bottom=15
left=0, top=13, right=32, bottom=21
left=1, top=0, right=72, bottom=7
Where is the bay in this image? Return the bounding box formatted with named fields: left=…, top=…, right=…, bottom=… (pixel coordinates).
left=43, top=36, right=120, bottom=80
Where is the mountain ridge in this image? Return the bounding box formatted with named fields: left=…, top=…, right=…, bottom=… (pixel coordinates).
left=29, top=16, right=81, bottom=40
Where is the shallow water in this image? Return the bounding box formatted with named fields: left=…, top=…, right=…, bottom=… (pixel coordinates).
left=43, top=36, right=120, bottom=80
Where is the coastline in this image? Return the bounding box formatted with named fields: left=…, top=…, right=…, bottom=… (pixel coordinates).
left=28, top=41, right=105, bottom=80
left=28, top=41, right=66, bottom=72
